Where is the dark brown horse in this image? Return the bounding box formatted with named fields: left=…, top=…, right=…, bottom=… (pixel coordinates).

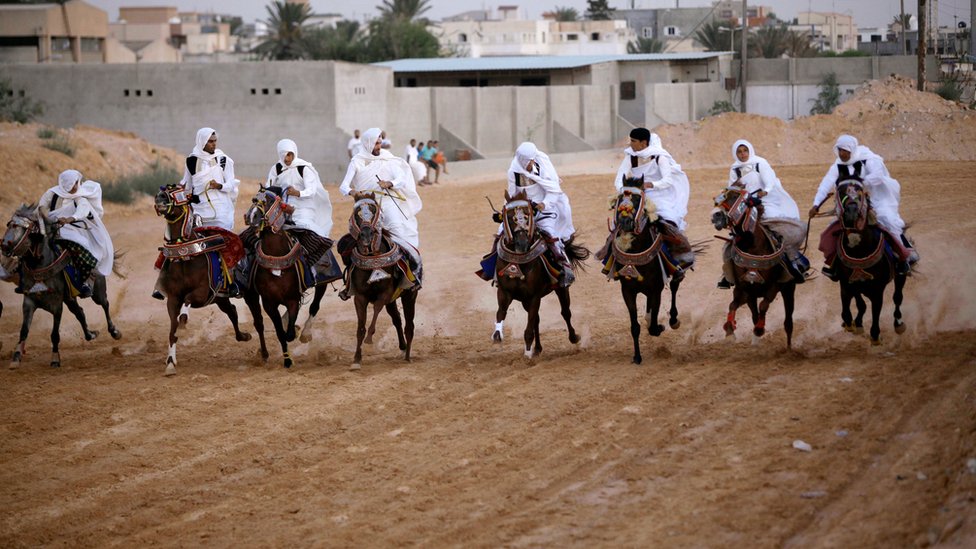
left=2, top=204, right=122, bottom=368
left=598, top=187, right=686, bottom=364
left=241, top=188, right=332, bottom=368
left=827, top=180, right=907, bottom=344
left=347, top=192, right=419, bottom=371
left=712, top=186, right=797, bottom=348
left=492, top=190, right=588, bottom=359
left=154, top=184, right=250, bottom=376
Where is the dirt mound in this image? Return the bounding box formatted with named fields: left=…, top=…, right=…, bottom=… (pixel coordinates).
left=656, top=75, right=976, bottom=169
left=0, top=122, right=182, bottom=209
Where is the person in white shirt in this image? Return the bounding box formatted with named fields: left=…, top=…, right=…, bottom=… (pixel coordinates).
left=180, top=127, right=239, bottom=231
left=404, top=138, right=428, bottom=185
left=347, top=129, right=363, bottom=159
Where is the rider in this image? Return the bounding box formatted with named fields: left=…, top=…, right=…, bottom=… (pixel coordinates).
left=811, top=135, right=919, bottom=280
left=718, top=139, right=809, bottom=288
left=613, top=128, right=695, bottom=280
left=262, top=138, right=340, bottom=282
left=35, top=169, right=114, bottom=298
left=337, top=127, right=423, bottom=299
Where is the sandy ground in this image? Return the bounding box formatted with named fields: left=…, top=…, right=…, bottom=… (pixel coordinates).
left=1, top=161, right=975, bottom=547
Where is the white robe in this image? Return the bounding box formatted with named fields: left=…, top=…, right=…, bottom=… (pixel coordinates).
left=729, top=140, right=801, bottom=221
left=507, top=146, right=575, bottom=241
left=340, top=148, right=422, bottom=248
left=267, top=161, right=333, bottom=239
left=39, top=181, right=114, bottom=277
left=814, top=144, right=904, bottom=234
left=614, top=145, right=690, bottom=231
left=405, top=145, right=427, bottom=183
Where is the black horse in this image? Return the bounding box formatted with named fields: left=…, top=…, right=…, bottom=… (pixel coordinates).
left=1, top=204, right=122, bottom=368
left=825, top=180, right=907, bottom=344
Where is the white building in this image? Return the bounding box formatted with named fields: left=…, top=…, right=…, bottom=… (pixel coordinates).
left=792, top=12, right=858, bottom=53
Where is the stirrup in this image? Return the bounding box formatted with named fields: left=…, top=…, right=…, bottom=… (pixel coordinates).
left=78, top=284, right=93, bottom=299
left=821, top=265, right=839, bottom=282
left=337, top=287, right=351, bottom=301
left=151, top=290, right=165, bottom=301
left=895, top=261, right=911, bottom=276
left=716, top=277, right=733, bottom=289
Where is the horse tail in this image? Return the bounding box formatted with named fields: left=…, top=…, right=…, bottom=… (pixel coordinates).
left=690, top=238, right=710, bottom=258
left=563, top=234, right=591, bottom=271
left=112, top=250, right=128, bottom=279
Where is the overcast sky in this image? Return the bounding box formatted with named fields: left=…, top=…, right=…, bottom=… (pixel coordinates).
left=89, top=0, right=972, bottom=30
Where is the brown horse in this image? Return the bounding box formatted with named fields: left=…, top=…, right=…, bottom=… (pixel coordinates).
left=154, top=184, right=250, bottom=376
left=346, top=192, right=419, bottom=371
left=598, top=186, right=688, bottom=364
left=240, top=187, right=333, bottom=368
left=827, top=180, right=907, bottom=344
left=492, top=190, right=588, bottom=359
left=2, top=204, right=122, bottom=368
left=712, top=186, right=797, bottom=348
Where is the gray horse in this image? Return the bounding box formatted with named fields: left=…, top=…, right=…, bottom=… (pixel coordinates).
left=1, top=204, right=122, bottom=368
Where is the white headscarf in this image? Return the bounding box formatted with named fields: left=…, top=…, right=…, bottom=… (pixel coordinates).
left=276, top=138, right=312, bottom=170
left=509, top=142, right=558, bottom=182
left=834, top=134, right=861, bottom=165
left=650, top=133, right=663, bottom=149
left=52, top=169, right=104, bottom=217
left=358, top=128, right=383, bottom=159
left=191, top=127, right=224, bottom=161
left=730, top=139, right=765, bottom=181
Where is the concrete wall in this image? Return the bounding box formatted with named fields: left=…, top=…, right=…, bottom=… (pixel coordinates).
left=644, top=81, right=728, bottom=127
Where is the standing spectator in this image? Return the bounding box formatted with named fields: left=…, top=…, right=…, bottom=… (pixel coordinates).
left=347, top=129, right=363, bottom=158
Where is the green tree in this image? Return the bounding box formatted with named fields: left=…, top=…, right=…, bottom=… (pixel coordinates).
left=627, top=37, right=664, bottom=53
left=784, top=29, right=817, bottom=57
left=365, top=17, right=440, bottom=62
left=551, top=6, right=580, bottom=22
left=378, top=0, right=432, bottom=22
left=751, top=24, right=790, bottom=58
left=810, top=72, right=841, bottom=114
left=694, top=20, right=739, bottom=52
left=304, top=20, right=367, bottom=62
left=585, top=0, right=614, bottom=21
left=254, top=0, right=311, bottom=60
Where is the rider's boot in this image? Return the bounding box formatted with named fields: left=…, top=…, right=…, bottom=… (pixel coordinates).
left=151, top=290, right=164, bottom=300
left=821, top=261, right=839, bottom=282
left=78, top=282, right=93, bottom=299
left=550, top=239, right=575, bottom=288
left=900, top=233, right=920, bottom=265
left=716, top=275, right=733, bottom=289
left=337, top=267, right=352, bottom=301
left=787, top=253, right=810, bottom=284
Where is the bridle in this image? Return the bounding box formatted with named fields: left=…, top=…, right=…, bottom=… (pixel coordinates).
left=613, top=188, right=649, bottom=235
left=155, top=186, right=194, bottom=243
left=4, top=212, right=37, bottom=258
left=502, top=199, right=536, bottom=249
left=837, top=180, right=869, bottom=231
left=247, top=190, right=291, bottom=234
left=350, top=196, right=383, bottom=255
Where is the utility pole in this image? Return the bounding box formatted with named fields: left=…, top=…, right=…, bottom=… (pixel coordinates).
left=900, top=0, right=907, bottom=55
left=740, top=0, right=748, bottom=112
left=918, top=0, right=926, bottom=91
left=971, top=0, right=975, bottom=59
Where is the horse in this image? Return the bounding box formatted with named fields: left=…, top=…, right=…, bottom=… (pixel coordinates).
left=1, top=204, right=122, bottom=368
left=346, top=192, right=419, bottom=370
left=491, top=189, right=588, bottom=359
left=598, top=185, right=687, bottom=364
left=828, top=180, right=907, bottom=344
left=240, top=187, right=333, bottom=368
left=712, top=186, right=797, bottom=348
left=154, top=184, right=250, bottom=376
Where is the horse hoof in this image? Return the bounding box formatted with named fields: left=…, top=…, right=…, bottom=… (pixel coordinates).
left=164, top=363, right=177, bottom=376
left=283, top=358, right=293, bottom=369
left=649, top=326, right=664, bottom=337
left=895, top=322, right=906, bottom=335
left=110, top=328, right=122, bottom=340
left=854, top=326, right=864, bottom=335
left=178, top=314, right=188, bottom=328
left=670, top=319, right=681, bottom=330
left=85, top=330, right=99, bottom=341
left=364, top=336, right=373, bottom=345
left=723, top=322, right=735, bottom=335
left=569, top=334, right=581, bottom=345
left=524, top=349, right=534, bottom=360
left=492, top=331, right=503, bottom=343
left=870, top=338, right=882, bottom=346
left=349, top=363, right=361, bottom=371
left=51, top=361, right=60, bottom=368
left=633, top=356, right=642, bottom=365
left=236, top=333, right=252, bottom=342
left=753, top=328, right=765, bottom=338
left=299, top=333, right=312, bottom=344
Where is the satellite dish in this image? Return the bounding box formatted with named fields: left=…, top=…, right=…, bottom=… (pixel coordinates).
left=958, top=21, right=967, bottom=29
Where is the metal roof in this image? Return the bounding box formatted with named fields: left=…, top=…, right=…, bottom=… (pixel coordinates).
left=373, top=52, right=727, bottom=73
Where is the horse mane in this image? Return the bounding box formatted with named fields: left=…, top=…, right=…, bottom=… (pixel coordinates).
left=353, top=191, right=377, bottom=202
left=505, top=189, right=529, bottom=204
left=15, top=203, right=37, bottom=218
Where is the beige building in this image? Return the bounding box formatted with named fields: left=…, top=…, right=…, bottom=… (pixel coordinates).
left=108, top=6, right=235, bottom=62
left=0, top=0, right=109, bottom=64
left=794, top=12, right=858, bottom=53
left=439, top=17, right=636, bottom=57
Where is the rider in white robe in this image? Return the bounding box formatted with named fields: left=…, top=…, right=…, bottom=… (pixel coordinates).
left=812, top=135, right=918, bottom=277
left=612, top=128, right=695, bottom=274
left=717, top=139, right=808, bottom=288
left=37, top=169, right=114, bottom=296
left=181, top=127, right=239, bottom=231
left=268, top=139, right=333, bottom=239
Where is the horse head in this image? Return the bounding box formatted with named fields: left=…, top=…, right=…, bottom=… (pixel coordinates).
left=2, top=203, right=40, bottom=258
left=501, top=190, right=536, bottom=254
left=837, top=180, right=869, bottom=231
left=712, top=186, right=762, bottom=235
left=154, top=184, right=193, bottom=221
left=351, top=192, right=382, bottom=255
left=245, top=187, right=292, bottom=234
left=613, top=187, right=653, bottom=235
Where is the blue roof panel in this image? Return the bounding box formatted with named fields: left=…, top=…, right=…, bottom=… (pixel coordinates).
left=373, top=53, right=726, bottom=73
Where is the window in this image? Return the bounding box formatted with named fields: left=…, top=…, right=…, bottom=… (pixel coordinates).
left=591, top=32, right=600, bottom=41
left=146, top=89, right=153, bottom=97
left=135, top=90, right=141, bottom=97
left=50, top=37, right=70, bottom=51
left=80, top=37, right=101, bottom=52
left=620, top=81, right=636, bottom=100
left=274, top=88, right=281, bottom=95
left=124, top=89, right=130, bottom=97
left=665, top=26, right=679, bottom=37
left=458, top=33, right=467, bottom=43
left=642, top=27, right=654, bottom=39
left=567, top=33, right=578, bottom=41
left=520, top=77, right=548, bottom=86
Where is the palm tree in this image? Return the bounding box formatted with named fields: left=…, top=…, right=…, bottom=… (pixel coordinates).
left=751, top=25, right=790, bottom=58
left=304, top=20, right=365, bottom=62
left=694, top=20, right=735, bottom=52
left=784, top=29, right=816, bottom=57
left=255, top=0, right=311, bottom=60
left=551, top=6, right=580, bottom=22
left=585, top=0, right=614, bottom=21
left=378, top=0, right=432, bottom=22
left=627, top=37, right=664, bottom=54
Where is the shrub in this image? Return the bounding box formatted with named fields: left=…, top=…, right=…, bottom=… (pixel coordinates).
left=935, top=74, right=964, bottom=102
left=102, top=160, right=182, bottom=204
left=0, top=75, right=43, bottom=123
left=36, top=126, right=57, bottom=139
left=42, top=134, right=75, bottom=157
left=707, top=100, right=737, bottom=116
left=810, top=72, right=841, bottom=115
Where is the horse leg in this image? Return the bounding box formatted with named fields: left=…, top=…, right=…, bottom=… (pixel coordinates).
left=868, top=287, right=885, bottom=345
left=622, top=287, right=642, bottom=365
left=754, top=291, right=774, bottom=340
left=243, top=290, right=269, bottom=362
left=92, top=276, right=121, bottom=340
left=365, top=300, right=383, bottom=345
left=781, top=283, right=796, bottom=350
left=285, top=299, right=300, bottom=343
left=351, top=295, right=367, bottom=370
left=724, top=288, right=745, bottom=339
left=893, top=273, right=907, bottom=335
left=647, top=285, right=664, bottom=337
left=299, top=284, right=327, bottom=344
left=556, top=287, right=580, bottom=345
left=178, top=303, right=190, bottom=329
left=668, top=277, right=681, bottom=330
left=840, top=282, right=855, bottom=332
left=522, top=297, right=542, bottom=359
left=64, top=298, right=97, bottom=341
left=49, top=303, right=63, bottom=368
left=216, top=297, right=251, bottom=342
left=11, top=298, right=37, bottom=367
left=852, top=291, right=867, bottom=335
left=493, top=288, right=513, bottom=343
left=262, top=299, right=291, bottom=369
left=386, top=301, right=406, bottom=353
left=164, top=297, right=181, bottom=376
left=401, top=290, right=417, bottom=362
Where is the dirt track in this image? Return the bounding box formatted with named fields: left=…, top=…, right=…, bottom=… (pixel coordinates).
left=2, top=161, right=975, bottom=547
